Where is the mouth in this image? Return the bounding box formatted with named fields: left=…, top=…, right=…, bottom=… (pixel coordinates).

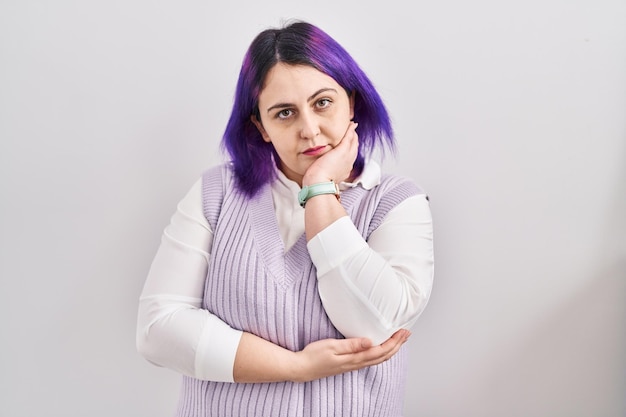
left=302, top=145, right=327, bottom=156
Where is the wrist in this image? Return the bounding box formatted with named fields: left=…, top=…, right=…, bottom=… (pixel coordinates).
left=285, top=350, right=308, bottom=383
left=298, top=181, right=340, bottom=208
left=302, top=174, right=332, bottom=187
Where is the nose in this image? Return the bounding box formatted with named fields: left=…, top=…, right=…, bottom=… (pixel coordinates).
left=299, top=110, right=320, bottom=140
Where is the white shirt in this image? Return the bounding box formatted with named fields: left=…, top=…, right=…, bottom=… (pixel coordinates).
left=136, top=161, right=434, bottom=382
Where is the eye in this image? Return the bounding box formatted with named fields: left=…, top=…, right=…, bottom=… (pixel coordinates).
left=276, top=109, right=294, bottom=119
left=316, top=98, right=332, bottom=109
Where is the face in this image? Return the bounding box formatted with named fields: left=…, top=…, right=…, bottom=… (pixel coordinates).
left=252, top=63, right=354, bottom=185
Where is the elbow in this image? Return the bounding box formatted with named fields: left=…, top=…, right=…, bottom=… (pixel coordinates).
left=135, top=297, right=178, bottom=366
left=136, top=325, right=167, bottom=369
left=136, top=323, right=156, bottom=363
left=391, top=266, right=433, bottom=329
left=135, top=309, right=165, bottom=367
left=136, top=327, right=150, bottom=359
left=399, top=286, right=431, bottom=327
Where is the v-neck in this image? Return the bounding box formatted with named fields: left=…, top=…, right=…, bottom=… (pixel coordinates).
left=247, top=185, right=309, bottom=290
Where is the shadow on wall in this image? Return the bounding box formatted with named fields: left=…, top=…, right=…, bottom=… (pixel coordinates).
left=488, top=149, right=626, bottom=417
left=490, top=260, right=626, bottom=417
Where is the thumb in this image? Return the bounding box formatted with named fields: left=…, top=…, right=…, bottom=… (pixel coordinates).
left=343, top=337, right=372, bottom=353
left=359, top=337, right=373, bottom=350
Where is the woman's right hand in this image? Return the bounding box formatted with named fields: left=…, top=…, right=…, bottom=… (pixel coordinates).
left=233, top=329, right=411, bottom=383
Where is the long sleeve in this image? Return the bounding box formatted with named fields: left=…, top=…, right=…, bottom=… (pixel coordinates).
left=136, top=179, right=242, bottom=382
left=137, top=163, right=434, bottom=381
left=307, top=194, right=434, bottom=345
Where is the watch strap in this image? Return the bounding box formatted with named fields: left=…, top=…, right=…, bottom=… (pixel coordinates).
left=298, top=181, right=340, bottom=207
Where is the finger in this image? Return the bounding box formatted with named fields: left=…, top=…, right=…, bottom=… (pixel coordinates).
left=380, top=329, right=411, bottom=354
left=347, top=122, right=358, bottom=144
left=344, top=121, right=358, bottom=135
left=387, top=329, right=411, bottom=343
left=331, top=122, right=358, bottom=164
left=353, top=330, right=410, bottom=365
left=333, top=337, right=373, bottom=355
left=347, top=123, right=359, bottom=153
left=379, top=330, right=411, bottom=353
left=338, top=122, right=358, bottom=146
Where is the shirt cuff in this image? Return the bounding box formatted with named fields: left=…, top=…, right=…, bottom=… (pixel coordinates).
left=307, top=216, right=368, bottom=276
left=195, top=319, right=243, bottom=382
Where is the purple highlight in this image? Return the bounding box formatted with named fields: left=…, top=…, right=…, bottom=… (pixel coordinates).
left=221, top=21, right=395, bottom=197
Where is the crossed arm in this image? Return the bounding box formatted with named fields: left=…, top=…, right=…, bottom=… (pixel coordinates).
left=233, top=329, right=410, bottom=383
left=135, top=187, right=429, bottom=383
left=137, top=123, right=433, bottom=383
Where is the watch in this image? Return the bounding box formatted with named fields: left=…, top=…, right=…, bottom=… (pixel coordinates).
left=298, top=181, right=341, bottom=207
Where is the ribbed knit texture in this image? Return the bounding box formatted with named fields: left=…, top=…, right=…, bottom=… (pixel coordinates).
left=175, top=163, right=423, bottom=417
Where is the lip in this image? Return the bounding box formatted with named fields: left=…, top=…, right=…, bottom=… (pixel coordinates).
left=302, top=145, right=327, bottom=156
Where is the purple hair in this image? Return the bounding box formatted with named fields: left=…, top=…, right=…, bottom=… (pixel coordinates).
left=221, top=20, right=395, bottom=196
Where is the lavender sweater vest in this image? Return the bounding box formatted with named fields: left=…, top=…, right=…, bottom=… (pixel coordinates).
left=175, top=163, right=422, bottom=417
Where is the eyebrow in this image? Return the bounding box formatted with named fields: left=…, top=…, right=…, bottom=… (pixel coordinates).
left=265, top=88, right=338, bottom=114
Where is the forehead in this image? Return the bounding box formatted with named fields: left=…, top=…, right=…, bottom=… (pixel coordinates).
left=259, top=63, right=343, bottom=103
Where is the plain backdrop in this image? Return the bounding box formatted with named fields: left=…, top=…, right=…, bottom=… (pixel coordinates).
left=1, top=1, right=625, bottom=416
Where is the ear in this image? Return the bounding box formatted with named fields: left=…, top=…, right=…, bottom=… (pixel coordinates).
left=349, top=91, right=356, bottom=120
left=251, top=115, right=271, bottom=143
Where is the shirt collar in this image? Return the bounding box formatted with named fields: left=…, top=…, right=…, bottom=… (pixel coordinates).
left=339, top=159, right=381, bottom=190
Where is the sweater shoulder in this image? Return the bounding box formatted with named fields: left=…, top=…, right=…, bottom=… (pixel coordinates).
left=345, top=173, right=427, bottom=239
left=200, top=162, right=235, bottom=230
left=378, top=173, right=426, bottom=197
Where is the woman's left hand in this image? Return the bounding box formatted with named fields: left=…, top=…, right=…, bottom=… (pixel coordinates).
left=302, top=121, right=359, bottom=186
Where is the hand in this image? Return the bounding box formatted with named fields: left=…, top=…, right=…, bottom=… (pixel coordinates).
left=302, top=121, right=359, bottom=186
left=289, top=329, right=411, bottom=382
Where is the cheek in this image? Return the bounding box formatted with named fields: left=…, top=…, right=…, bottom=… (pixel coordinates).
left=258, top=123, right=284, bottom=145
left=326, top=118, right=351, bottom=144
left=328, top=129, right=344, bottom=145
left=265, top=131, right=297, bottom=156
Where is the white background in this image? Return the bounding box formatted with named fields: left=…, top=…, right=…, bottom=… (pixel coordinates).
left=1, top=1, right=624, bottom=416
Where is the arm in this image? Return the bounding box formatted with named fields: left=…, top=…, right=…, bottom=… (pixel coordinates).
left=302, top=122, right=359, bottom=241
left=136, top=179, right=243, bottom=382
left=302, top=122, right=434, bottom=345
left=137, top=176, right=410, bottom=383
left=233, top=328, right=410, bottom=383
left=308, top=195, right=434, bottom=345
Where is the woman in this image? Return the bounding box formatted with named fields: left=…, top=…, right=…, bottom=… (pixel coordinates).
left=137, top=20, right=434, bottom=417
